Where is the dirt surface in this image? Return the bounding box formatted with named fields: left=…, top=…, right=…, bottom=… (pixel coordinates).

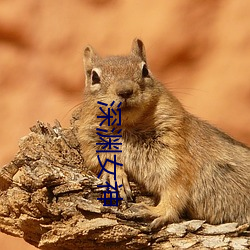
left=1, top=1, right=250, bottom=249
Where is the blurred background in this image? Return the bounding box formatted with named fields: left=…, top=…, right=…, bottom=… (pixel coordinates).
left=0, top=0, right=250, bottom=249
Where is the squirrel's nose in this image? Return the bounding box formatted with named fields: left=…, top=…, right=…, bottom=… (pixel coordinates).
left=116, top=88, right=133, bottom=99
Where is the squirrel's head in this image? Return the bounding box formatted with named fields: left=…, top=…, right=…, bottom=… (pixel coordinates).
left=83, top=39, right=160, bottom=125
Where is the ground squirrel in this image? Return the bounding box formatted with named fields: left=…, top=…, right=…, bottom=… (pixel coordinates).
left=78, top=38, right=250, bottom=229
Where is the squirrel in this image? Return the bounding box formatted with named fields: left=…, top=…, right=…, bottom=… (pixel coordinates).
left=78, top=38, right=250, bottom=229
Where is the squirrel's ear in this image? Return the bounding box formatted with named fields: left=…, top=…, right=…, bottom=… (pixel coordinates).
left=83, top=45, right=98, bottom=71
left=83, top=46, right=99, bottom=86
left=131, top=38, right=147, bottom=63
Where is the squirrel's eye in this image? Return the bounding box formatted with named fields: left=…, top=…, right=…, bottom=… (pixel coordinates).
left=91, top=70, right=100, bottom=85
left=142, top=63, right=149, bottom=78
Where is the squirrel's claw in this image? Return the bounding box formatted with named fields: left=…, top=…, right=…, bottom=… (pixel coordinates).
left=101, top=168, right=132, bottom=203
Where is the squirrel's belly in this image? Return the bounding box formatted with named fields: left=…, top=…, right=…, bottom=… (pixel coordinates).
left=122, top=142, right=171, bottom=195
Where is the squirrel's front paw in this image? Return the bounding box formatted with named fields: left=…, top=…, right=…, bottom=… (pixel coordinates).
left=101, top=168, right=132, bottom=203
left=128, top=203, right=179, bottom=230
left=127, top=202, right=157, bottom=221
left=150, top=216, right=169, bottom=230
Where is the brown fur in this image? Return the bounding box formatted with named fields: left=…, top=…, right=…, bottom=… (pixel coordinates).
left=78, top=39, right=250, bottom=229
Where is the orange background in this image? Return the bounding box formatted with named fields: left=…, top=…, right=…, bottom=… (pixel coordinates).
left=1, top=1, right=250, bottom=249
